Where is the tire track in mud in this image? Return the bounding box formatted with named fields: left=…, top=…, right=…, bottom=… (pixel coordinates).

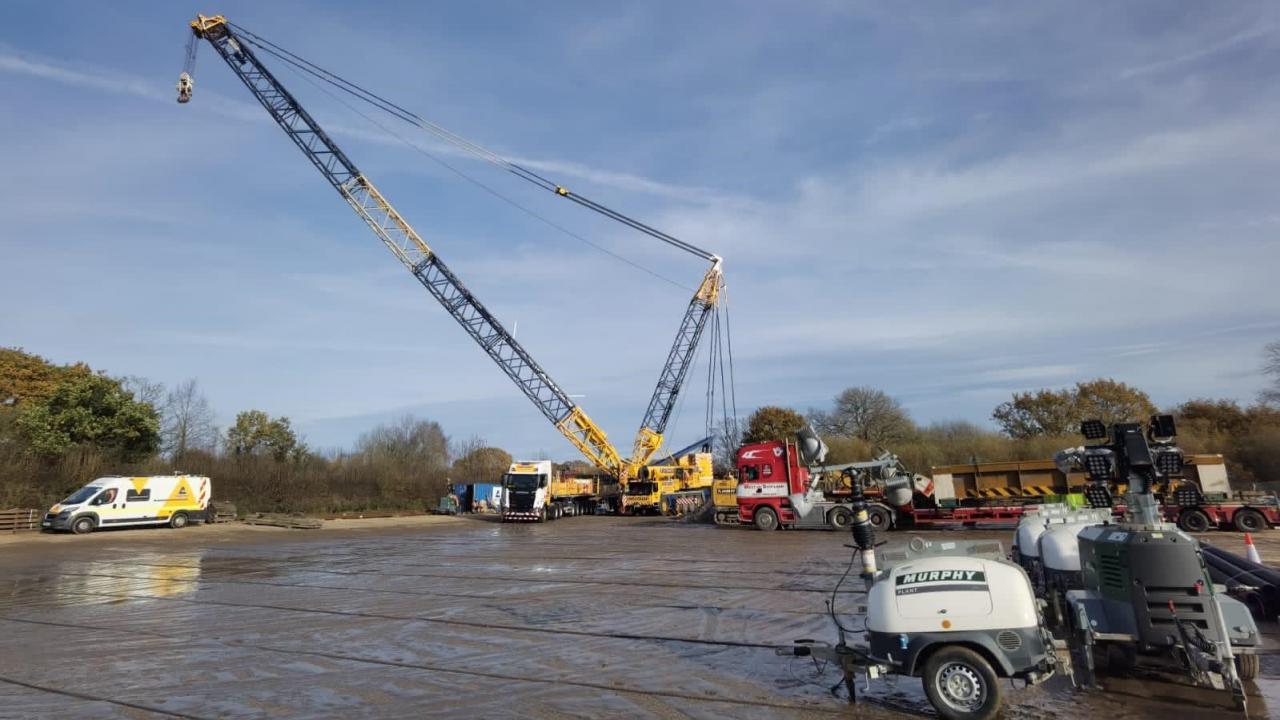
left=14, top=588, right=792, bottom=651
left=0, top=614, right=849, bottom=717
left=35, top=560, right=862, bottom=595
left=15, top=569, right=843, bottom=618
left=0, top=672, right=212, bottom=719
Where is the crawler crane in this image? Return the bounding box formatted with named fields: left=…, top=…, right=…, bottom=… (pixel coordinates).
left=181, top=15, right=731, bottom=492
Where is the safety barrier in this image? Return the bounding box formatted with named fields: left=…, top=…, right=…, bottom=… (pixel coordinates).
left=0, top=508, right=41, bottom=533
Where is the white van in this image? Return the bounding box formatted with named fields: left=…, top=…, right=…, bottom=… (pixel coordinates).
left=42, top=475, right=212, bottom=534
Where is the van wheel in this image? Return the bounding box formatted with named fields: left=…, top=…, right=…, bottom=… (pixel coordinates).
left=754, top=507, right=779, bottom=531
left=922, top=646, right=1002, bottom=720
left=1233, top=508, right=1267, bottom=533
left=169, top=512, right=189, bottom=529
left=71, top=516, right=96, bottom=535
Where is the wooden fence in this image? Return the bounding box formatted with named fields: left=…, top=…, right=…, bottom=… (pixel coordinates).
left=0, top=508, right=41, bottom=533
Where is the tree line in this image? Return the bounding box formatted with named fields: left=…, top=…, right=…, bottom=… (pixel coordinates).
left=0, top=348, right=512, bottom=513
left=730, top=341, right=1280, bottom=489
left=5, top=340, right=1278, bottom=512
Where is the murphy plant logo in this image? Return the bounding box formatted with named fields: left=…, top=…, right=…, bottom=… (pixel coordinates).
left=895, top=570, right=988, bottom=595
left=896, top=570, right=986, bottom=585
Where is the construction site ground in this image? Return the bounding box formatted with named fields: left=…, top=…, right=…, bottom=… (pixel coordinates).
left=0, top=515, right=1276, bottom=719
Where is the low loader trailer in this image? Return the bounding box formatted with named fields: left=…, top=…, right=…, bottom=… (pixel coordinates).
left=735, top=435, right=1278, bottom=532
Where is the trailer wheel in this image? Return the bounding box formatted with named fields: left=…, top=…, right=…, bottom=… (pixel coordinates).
left=828, top=506, right=853, bottom=529
left=867, top=505, right=892, bottom=531
left=753, top=507, right=779, bottom=532
left=1177, top=508, right=1211, bottom=533
left=71, top=516, right=96, bottom=535
left=169, top=512, right=189, bottom=529
left=1233, top=508, right=1267, bottom=533
left=1235, top=653, right=1259, bottom=681
left=922, top=646, right=1002, bottom=720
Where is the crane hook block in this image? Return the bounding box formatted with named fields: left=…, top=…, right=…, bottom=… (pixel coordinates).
left=555, top=186, right=569, bottom=196
left=176, top=72, right=194, bottom=104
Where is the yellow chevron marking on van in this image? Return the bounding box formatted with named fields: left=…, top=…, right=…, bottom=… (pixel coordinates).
left=161, top=476, right=201, bottom=514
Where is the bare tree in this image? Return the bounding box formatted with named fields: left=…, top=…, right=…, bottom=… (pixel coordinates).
left=1262, top=341, right=1280, bottom=407
left=711, top=418, right=742, bottom=474
left=450, top=435, right=512, bottom=485
left=163, top=379, right=218, bottom=459
left=809, top=386, right=915, bottom=446
left=120, top=375, right=165, bottom=409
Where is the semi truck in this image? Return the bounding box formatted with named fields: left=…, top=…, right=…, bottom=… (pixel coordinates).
left=735, top=432, right=917, bottom=531
left=735, top=436, right=1279, bottom=532
left=499, top=461, right=615, bottom=522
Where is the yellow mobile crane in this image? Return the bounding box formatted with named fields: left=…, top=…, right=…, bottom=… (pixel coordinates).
left=181, top=15, right=729, bottom=498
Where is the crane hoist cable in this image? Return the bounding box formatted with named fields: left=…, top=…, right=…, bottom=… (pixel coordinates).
left=226, top=21, right=717, bottom=263
left=268, top=51, right=692, bottom=292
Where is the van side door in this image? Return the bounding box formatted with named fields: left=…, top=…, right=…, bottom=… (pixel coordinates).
left=124, top=485, right=153, bottom=523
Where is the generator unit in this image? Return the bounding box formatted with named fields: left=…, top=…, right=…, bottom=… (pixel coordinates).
left=784, top=472, right=1055, bottom=720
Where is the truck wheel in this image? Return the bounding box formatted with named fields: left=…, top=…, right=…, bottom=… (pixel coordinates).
left=867, top=505, right=892, bottom=531
left=828, top=506, right=853, bottom=529
left=71, top=516, right=96, bottom=535
left=1178, top=509, right=1211, bottom=533
left=1236, top=653, right=1259, bottom=681
left=1233, top=508, right=1267, bottom=533
left=538, top=508, right=547, bottom=523
left=169, top=512, right=189, bottom=529
left=922, top=646, right=1002, bottom=720
left=754, top=507, right=779, bottom=531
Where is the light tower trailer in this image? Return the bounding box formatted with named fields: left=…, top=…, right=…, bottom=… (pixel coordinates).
left=780, top=480, right=1056, bottom=720
left=1047, top=416, right=1260, bottom=709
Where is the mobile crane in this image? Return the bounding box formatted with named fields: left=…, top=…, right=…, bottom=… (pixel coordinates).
left=181, top=15, right=727, bottom=490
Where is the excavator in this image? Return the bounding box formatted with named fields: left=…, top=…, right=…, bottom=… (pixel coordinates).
left=179, top=15, right=730, bottom=499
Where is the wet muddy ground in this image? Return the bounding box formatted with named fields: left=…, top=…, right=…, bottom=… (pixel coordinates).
left=0, top=517, right=1276, bottom=719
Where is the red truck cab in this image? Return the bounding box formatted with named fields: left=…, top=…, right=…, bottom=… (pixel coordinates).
left=736, top=440, right=833, bottom=530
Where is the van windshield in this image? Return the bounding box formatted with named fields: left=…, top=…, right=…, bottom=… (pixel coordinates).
left=62, top=486, right=103, bottom=505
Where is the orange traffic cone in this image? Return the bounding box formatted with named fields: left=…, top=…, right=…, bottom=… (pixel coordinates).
left=1245, top=532, right=1262, bottom=564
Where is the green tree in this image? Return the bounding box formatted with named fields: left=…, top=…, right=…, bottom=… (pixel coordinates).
left=741, top=406, right=807, bottom=444
left=809, top=386, right=915, bottom=445
left=16, top=373, right=159, bottom=461
left=227, top=410, right=301, bottom=461
left=0, top=347, right=92, bottom=409
left=993, top=378, right=1155, bottom=438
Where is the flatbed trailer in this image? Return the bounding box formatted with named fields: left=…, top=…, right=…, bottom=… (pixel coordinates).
left=883, top=495, right=1280, bottom=532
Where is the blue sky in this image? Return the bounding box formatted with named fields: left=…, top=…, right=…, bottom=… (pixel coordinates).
left=2, top=2, right=1279, bottom=458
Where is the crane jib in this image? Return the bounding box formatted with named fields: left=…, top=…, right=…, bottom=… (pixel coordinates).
left=192, top=18, right=624, bottom=466
left=190, top=15, right=725, bottom=483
